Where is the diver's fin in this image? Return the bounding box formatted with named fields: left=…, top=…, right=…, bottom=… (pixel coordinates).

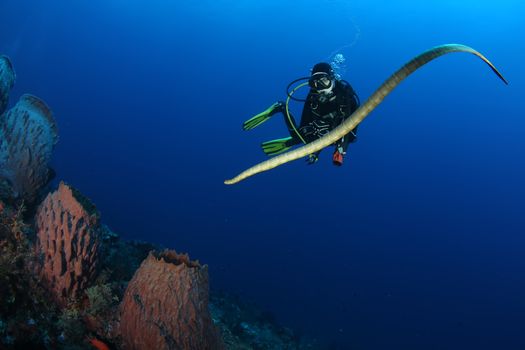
left=261, top=137, right=293, bottom=156
left=242, top=102, right=284, bottom=131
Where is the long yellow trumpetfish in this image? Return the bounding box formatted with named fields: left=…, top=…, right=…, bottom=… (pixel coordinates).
left=225, top=44, right=508, bottom=185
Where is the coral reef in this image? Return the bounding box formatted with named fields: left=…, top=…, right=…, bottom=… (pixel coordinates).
left=120, top=250, right=224, bottom=350
left=0, top=94, right=58, bottom=203
left=0, top=194, right=315, bottom=349
left=0, top=55, right=15, bottom=114
left=35, top=182, right=102, bottom=307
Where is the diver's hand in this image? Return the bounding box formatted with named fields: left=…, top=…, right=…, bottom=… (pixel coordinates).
left=306, top=154, right=319, bottom=165
left=332, top=147, right=345, bottom=166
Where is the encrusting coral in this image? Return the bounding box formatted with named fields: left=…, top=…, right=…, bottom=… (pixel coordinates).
left=0, top=200, right=59, bottom=348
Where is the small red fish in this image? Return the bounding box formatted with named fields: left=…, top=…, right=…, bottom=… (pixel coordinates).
left=87, top=337, right=110, bottom=350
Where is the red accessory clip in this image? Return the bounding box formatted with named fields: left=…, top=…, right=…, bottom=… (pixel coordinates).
left=332, top=150, right=344, bottom=166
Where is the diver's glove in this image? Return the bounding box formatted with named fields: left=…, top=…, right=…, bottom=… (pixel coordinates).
left=332, top=147, right=345, bottom=166
left=306, top=153, right=319, bottom=165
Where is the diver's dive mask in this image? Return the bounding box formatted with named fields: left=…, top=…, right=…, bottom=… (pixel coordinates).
left=308, top=72, right=334, bottom=94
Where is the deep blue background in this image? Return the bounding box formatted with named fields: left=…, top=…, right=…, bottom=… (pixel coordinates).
left=1, top=1, right=524, bottom=348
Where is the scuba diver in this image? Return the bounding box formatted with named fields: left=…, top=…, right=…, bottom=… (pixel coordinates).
left=242, top=62, right=360, bottom=166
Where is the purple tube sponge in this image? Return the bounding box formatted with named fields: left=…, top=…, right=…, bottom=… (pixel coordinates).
left=0, top=55, right=16, bottom=115
left=0, top=94, right=58, bottom=202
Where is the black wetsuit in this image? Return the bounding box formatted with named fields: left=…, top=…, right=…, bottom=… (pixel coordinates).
left=283, top=80, right=360, bottom=156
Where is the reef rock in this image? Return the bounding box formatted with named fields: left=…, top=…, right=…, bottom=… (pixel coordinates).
left=0, top=55, right=15, bottom=114
left=35, top=182, right=101, bottom=306
left=119, top=250, right=224, bottom=350
left=0, top=94, right=58, bottom=202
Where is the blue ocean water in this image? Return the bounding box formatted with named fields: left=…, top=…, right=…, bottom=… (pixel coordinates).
left=1, top=0, right=524, bottom=348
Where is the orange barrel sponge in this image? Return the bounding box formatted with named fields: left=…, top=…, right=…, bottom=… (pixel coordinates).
left=35, top=182, right=101, bottom=307
left=119, top=250, right=224, bottom=350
